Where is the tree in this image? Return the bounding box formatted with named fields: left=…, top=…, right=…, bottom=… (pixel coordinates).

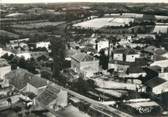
left=7, top=98, right=12, bottom=107
left=41, top=70, right=52, bottom=80
left=50, top=35, right=65, bottom=79
left=18, top=57, right=26, bottom=68
left=99, top=49, right=109, bottom=70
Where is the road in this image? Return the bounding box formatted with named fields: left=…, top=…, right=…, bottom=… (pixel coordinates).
left=53, top=83, right=133, bottom=117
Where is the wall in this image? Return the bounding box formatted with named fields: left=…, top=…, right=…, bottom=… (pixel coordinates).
left=113, top=53, right=123, bottom=61
left=25, top=83, right=38, bottom=95
left=0, top=65, right=11, bottom=80
left=126, top=54, right=140, bottom=62
left=97, top=40, right=109, bottom=52
left=71, top=58, right=80, bottom=73
left=108, top=63, right=129, bottom=72
left=80, top=60, right=99, bottom=77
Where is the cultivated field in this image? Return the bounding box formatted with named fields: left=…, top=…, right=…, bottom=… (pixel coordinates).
left=12, top=21, right=65, bottom=29
left=0, top=30, right=19, bottom=38
left=73, top=18, right=134, bottom=29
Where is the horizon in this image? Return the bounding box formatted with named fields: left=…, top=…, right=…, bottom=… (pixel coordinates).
left=1, top=0, right=168, bottom=4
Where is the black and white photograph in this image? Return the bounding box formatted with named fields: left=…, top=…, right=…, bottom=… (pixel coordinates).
left=0, top=0, right=168, bottom=117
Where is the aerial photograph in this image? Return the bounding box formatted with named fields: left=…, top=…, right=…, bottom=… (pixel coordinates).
left=0, top=0, right=168, bottom=117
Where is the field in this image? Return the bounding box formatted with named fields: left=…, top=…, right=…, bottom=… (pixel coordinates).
left=73, top=17, right=134, bottom=29
left=0, top=30, right=19, bottom=38
left=12, top=21, right=65, bottom=29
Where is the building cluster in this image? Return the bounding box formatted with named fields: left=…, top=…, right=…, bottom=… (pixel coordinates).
left=1, top=3, right=168, bottom=117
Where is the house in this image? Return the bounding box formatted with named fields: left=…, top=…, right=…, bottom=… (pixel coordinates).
left=161, top=52, right=168, bottom=59
left=0, top=58, right=11, bottom=80
left=108, top=60, right=130, bottom=73
left=37, top=83, right=68, bottom=111
left=145, top=77, right=166, bottom=94
left=143, top=46, right=157, bottom=58
left=71, top=53, right=99, bottom=77
left=0, top=85, right=14, bottom=96
left=152, top=81, right=168, bottom=95
left=36, top=41, right=51, bottom=50
left=125, top=49, right=140, bottom=62
left=65, top=48, right=80, bottom=61
left=145, top=65, right=168, bottom=80
left=5, top=69, right=48, bottom=95
left=16, top=52, right=31, bottom=60
left=150, top=59, right=168, bottom=73
left=112, top=48, right=125, bottom=61
left=0, top=48, right=13, bottom=57
left=123, top=58, right=148, bottom=78
left=143, top=46, right=167, bottom=60
left=112, top=48, right=140, bottom=62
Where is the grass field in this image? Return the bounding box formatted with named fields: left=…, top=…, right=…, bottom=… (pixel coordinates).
left=73, top=18, right=134, bottom=29
left=12, top=21, right=65, bottom=29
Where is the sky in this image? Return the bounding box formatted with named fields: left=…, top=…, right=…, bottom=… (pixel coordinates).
left=1, top=0, right=168, bottom=4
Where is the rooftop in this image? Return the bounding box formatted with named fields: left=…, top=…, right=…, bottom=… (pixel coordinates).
left=71, top=52, right=96, bottom=62
left=150, top=59, right=168, bottom=68
left=145, top=77, right=166, bottom=88
left=126, top=99, right=159, bottom=108
left=37, top=83, right=60, bottom=106
left=143, top=46, right=156, bottom=54
left=113, top=48, right=138, bottom=55
left=153, top=81, right=168, bottom=95
left=5, top=69, right=48, bottom=90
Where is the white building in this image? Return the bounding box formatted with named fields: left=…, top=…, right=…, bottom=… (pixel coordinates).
left=36, top=42, right=50, bottom=50
left=0, top=59, right=11, bottom=80
left=96, top=39, right=109, bottom=52
left=153, top=81, right=168, bottom=95
left=0, top=48, right=13, bottom=57
left=126, top=52, right=140, bottom=62
left=112, top=48, right=140, bottom=62
left=16, top=52, right=31, bottom=60
left=150, top=59, right=168, bottom=73
left=37, top=83, right=68, bottom=111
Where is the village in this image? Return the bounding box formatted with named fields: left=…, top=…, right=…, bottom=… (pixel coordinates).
left=1, top=2, right=168, bottom=117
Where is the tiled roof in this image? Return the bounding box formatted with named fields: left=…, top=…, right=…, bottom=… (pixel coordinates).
left=5, top=69, right=47, bottom=90
left=109, top=60, right=131, bottom=65
left=37, top=83, right=60, bottom=106
left=143, top=46, right=167, bottom=55
left=148, top=65, right=161, bottom=73
left=28, top=75, right=48, bottom=88
left=143, top=46, right=156, bottom=54
left=113, top=48, right=126, bottom=54
left=113, top=48, right=138, bottom=55
left=154, top=48, right=167, bottom=55
left=65, top=49, right=79, bottom=58
left=150, top=59, right=168, bottom=68
left=128, top=66, right=144, bottom=73
left=145, top=77, right=166, bottom=88
left=71, top=53, right=95, bottom=62
left=5, top=69, right=30, bottom=90
left=153, top=55, right=167, bottom=61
